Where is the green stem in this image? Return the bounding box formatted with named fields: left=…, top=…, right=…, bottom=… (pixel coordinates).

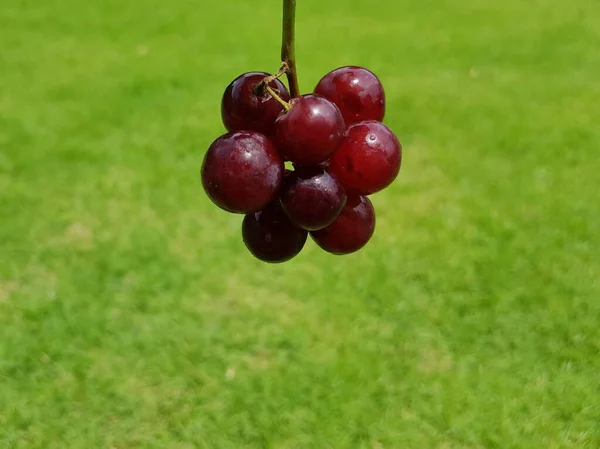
left=265, top=85, right=291, bottom=111
left=255, top=63, right=289, bottom=95
left=282, top=0, right=300, bottom=97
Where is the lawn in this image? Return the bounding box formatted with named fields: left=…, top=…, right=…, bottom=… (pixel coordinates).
left=1, top=0, right=599, bottom=447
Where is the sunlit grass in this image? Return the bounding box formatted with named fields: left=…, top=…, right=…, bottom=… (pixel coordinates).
left=1, top=0, right=599, bottom=447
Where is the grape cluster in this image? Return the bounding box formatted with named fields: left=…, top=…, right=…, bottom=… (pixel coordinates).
left=201, top=66, right=402, bottom=263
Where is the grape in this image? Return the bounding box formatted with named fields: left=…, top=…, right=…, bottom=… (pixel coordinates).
left=242, top=201, right=308, bottom=263
left=275, top=94, right=345, bottom=165
left=201, top=131, right=283, bottom=213
left=314, top=66, right=385, bottom=125
left=279, top=166, right=347, bottom=231
left=329, top=120, right=401, bottom=196
left=221, top=72, right=290, bottom=137
left=311, top=196, right=375, bottom=255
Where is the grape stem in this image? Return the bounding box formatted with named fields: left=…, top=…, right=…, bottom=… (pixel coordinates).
left=256, top=62, right=289, bottom=94
left=282, top=0, right=300, bottom=97
left=265, top=85, right=291, bottom=111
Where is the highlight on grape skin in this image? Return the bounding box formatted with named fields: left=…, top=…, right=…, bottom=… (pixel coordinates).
left=314, top=66, right=386, bottom=125
left=279, top=166, right=347, bottom=231
left=221, top=71, right=290, bottom=137
left=275, top=94, right=346, bottom=166
left=201, top=131, right=284, bottom=214
left=200, top=65, right=402, bottom=263
left=329, top=120, right=402, bottom=196
left=311, top=195, right=376, bottom=255
left=242, top=200, right=308, bottom=264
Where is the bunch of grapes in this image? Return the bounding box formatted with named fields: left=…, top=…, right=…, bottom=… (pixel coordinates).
left=201, top=66, right=402, bottom=263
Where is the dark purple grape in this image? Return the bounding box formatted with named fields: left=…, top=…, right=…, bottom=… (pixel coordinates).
left=311, top=196, right=375, bottom=255
left=279, top=166, right=346, bottom=231
left=201, top=131, right=283, bottom=213
left=221, top=72, right=290, bottom=137
left=275, top=94, right=345, bottom=165
left=314, top=66, right=385, bottom=124
left=242, top=201, right=308, bottom=263
left=329, top=121, right=401, bottom=196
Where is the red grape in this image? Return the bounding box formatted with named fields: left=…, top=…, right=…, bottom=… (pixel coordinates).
left=221, top=72, right=290, bottom=137
left=314, top=66, right=385, bottom=124
left=201, top=131, right=283, bottom=213
left=279, top=166, right=347, bottom=231
left=311, top=196, right=375, bottom=255
left=275, top=94, right=345, bottom=165
left=242, top=201, right=308, bottom=263
left=329, top=120, right=401, bottom=196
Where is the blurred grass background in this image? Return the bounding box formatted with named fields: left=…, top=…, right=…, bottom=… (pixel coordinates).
left=1, top=0, right=599, bottom=447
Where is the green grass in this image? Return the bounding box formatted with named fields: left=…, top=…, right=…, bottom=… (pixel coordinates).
left=1, top=0, right=600, bottom=447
